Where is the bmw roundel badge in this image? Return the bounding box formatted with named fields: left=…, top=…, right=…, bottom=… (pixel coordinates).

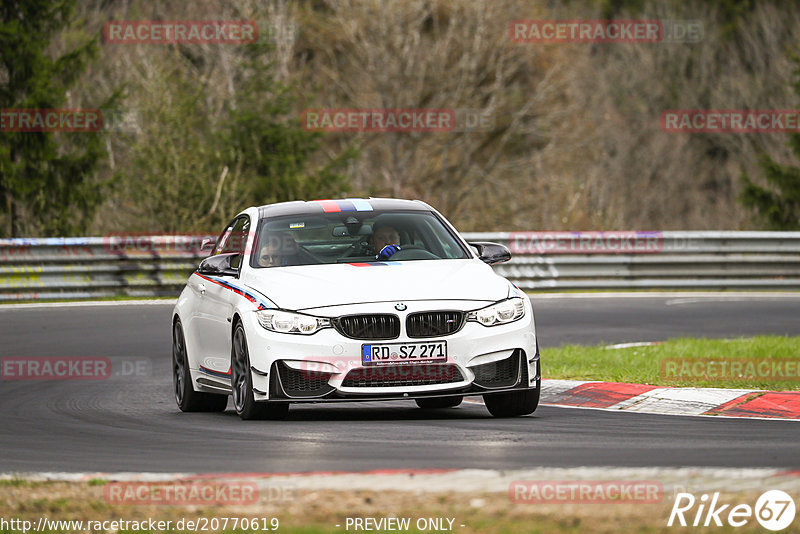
left=394, top=303, right=407, bottom=311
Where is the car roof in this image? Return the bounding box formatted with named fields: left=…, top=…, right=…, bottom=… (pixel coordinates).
left=255, top=198, right=431, bottom=219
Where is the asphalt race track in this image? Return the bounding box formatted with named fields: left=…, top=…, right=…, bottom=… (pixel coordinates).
left=0, top=294, right=798, bottom=473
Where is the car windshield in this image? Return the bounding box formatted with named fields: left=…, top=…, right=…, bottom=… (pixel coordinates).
left=251, top=210, right=469, bottom=268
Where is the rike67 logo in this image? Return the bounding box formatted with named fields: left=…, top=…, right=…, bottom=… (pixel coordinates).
left=668, top=491, right=796, bottom=531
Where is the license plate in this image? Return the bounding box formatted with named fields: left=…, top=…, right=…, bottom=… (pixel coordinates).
left=361, top=341, right=447, bottom=366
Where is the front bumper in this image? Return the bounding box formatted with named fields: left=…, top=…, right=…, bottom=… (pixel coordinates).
left=198, top=299, right=540, bottom=402
left=267, top=347, right=539, bottom=403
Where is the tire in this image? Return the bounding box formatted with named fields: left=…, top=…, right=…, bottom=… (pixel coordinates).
left=231, top=322, right=289, bottom=421
left=172, top=319, right=228, bottom=412
left=483, top=380, right=540, bottom=418
left=415, top=396, right=463, bottom=409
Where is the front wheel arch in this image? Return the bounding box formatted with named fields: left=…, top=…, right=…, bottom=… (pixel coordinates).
left=231, top=312, right=243, bottom=338
left=230, top=319, right=288, bottom=420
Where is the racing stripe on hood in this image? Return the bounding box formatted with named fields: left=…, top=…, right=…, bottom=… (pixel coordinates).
left=510, top=283, right=526, bottom=298
left=347, top=261, right=401, bottom=267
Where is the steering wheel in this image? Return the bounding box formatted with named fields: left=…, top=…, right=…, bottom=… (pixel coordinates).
left=389, top=247, right=439, bottom=260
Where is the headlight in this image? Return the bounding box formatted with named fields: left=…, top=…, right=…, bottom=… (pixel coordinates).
left=256, top=310, right=331, bottom=335
left=467, top=298, right=525, bottom=326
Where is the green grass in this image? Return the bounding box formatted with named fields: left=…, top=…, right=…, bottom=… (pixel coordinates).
left=0, top=482, right=778, bottom=534
left=0, top=477, right=31, bottom=488
left=543, top=336, right=800, bottom=390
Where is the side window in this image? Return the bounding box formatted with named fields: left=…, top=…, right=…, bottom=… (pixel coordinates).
left=214, top=219, right=236, bottom=256
left=215, top=216, right=250, bottom=269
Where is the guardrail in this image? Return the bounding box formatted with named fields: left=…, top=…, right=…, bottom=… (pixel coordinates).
left=473, top=231, right=800, bottom=291
left=0, top=236, right=209, bottom=302
left=1, top=231, right=799, bottom=301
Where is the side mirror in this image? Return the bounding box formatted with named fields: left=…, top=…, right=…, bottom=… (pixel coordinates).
left=469, top=241, right=511, bottom=265
left=197, top=252, right=240, bottom=277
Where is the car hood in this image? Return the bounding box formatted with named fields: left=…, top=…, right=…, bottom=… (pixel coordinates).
left=240, top=259, right=510, bottom=311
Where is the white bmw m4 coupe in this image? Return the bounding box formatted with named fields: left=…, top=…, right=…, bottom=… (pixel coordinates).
left=172, top=198, right=540, bottom=419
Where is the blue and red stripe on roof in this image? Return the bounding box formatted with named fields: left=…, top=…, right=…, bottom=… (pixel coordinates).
left=313, top=198, right=373, bottom=213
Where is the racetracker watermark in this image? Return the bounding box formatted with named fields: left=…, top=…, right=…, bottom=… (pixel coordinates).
left=0, top=243, right=31, bottom=260
left=103, top=233, right=218, bottom=255
left=1, top=357, right=111, bottom=380
left=103, top=20, right=258, bottom=45
left=509, top=20, right=703, bottom=43
left=300, top=108, right=494, bottom=133
left=100, top=109, right=142, bottom=133
left=661, top=110, right=800, bottom=133
left=1, top=109, right=102, bottom=132
left=302, top=109, right=452, bottom=132
left=104, top=481, right=259, bottom=506
left=0, top=357, right=152, bottom=380
left=289, top=356, right=459, bottom=382
left=661, top=358, right=800, bottom=382
left=510, top=480, right=663, bottom=504
left=508, top=231, right=663, bottom=254
left=0, top=517, right=278, bottom=533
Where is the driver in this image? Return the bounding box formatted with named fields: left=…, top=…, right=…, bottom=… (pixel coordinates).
left=370, top=223, right=402, bottom=260
left=258, top=232, right=299, bottom=267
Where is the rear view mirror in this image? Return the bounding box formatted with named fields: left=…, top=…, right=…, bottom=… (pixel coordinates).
left=333, top=225, right=371, bottom=237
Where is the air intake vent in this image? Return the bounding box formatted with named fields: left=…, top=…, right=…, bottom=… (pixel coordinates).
left=275, top=361, right=334, bottom=398
left=471, top=350, right=521, bottom=388
left=342, top=364, right=463, bottom=388
left=406, top=311, right=465, bottom=338
left=334, top=314, right=400, bottom=340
